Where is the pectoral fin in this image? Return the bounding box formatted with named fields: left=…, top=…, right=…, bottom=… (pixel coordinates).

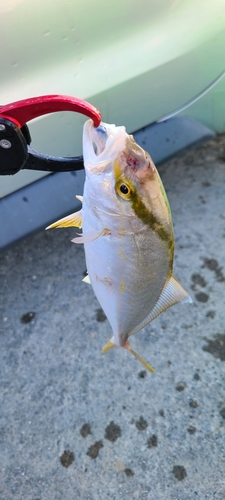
left=46, top=210, right=83, bottom=230
left=71, top=228, right=111, bottom=244
left=129, top=275, right=192, bottom=337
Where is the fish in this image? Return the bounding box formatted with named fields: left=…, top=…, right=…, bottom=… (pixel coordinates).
left=46, top=120, right=192, bottom=372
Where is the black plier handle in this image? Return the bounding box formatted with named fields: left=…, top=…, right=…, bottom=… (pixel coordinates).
left=0, top=95, right=101, bottom=175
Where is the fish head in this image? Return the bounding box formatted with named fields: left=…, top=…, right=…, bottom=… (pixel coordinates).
left=83, top=120, right=172, bottom=230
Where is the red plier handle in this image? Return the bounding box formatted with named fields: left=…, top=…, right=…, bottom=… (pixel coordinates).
left=0, top=94, right=101, bottom=128
left=0, top=94, right=101, bottom=175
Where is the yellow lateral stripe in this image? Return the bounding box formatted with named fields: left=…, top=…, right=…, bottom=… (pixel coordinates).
left=114, top=160, right=171, bottom=245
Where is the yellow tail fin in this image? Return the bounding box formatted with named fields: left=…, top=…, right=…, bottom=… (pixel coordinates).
left=102, top=339, right=154, bottom=373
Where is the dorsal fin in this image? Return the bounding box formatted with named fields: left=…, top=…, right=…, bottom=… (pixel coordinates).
left=128, top=275, right=192, bottom=337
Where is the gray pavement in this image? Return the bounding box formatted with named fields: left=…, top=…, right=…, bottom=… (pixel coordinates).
left=0, top=135, right=225, bottom=500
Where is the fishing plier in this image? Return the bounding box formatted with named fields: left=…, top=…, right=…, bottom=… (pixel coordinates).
left=0, top=95, right=101, bottom=176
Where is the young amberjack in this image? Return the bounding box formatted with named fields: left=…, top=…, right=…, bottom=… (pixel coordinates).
left=47, top=120, right=192, bottom=373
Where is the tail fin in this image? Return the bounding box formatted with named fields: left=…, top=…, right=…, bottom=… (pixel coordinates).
left=102, top=339, right=154, bottom=373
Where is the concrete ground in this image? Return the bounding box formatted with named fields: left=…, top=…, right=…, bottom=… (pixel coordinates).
left=0, top=134, right=225, bottom=500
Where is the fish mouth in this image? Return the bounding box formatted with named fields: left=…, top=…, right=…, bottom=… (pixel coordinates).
left=91, top=124, right=108, bottom=156
left=82, top=119, right=127, bottom=169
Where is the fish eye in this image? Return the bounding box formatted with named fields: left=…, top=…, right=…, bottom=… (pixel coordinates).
left=120, top=183, right=129, bottom=195
left=115, top=178, right=134, bottom=200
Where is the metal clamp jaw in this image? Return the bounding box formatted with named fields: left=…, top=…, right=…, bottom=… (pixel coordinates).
left=0, top=95, right=101, bottom=175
